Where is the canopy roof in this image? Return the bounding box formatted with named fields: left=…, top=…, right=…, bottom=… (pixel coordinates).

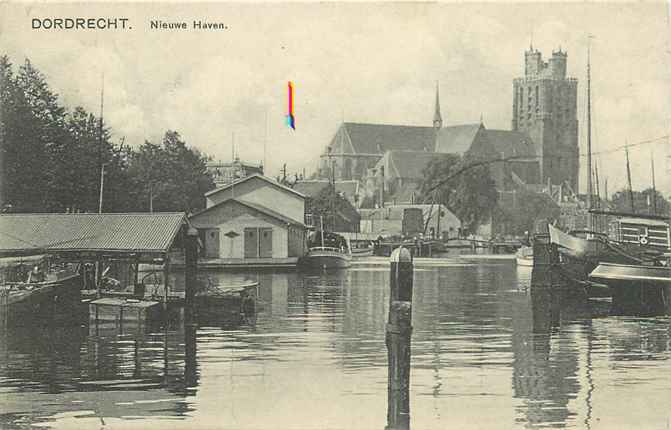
left=0, top=213, right=187, bottom=259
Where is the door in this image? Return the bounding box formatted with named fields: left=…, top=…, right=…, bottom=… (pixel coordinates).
left=244, top=228, right=259, bottom=258
left=259, top=228, right=273, bottom=258
left=205, top=229, right=220, bottom=258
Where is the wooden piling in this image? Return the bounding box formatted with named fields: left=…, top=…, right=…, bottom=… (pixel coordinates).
left=531, top=239, right=558, bottom=288
left=163, top=257, right=170, bottom=311
left=184, top=227, right=199, bottom=322
left=386, top=247, right=413, bottom=430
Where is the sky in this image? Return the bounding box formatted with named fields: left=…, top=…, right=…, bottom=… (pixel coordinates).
left=1, top=1, right=669, bottom=195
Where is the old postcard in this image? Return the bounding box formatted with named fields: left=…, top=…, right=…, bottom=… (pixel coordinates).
left=0, top=1, right=670, bottom=429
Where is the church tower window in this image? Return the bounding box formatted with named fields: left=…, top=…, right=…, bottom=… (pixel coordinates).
left=513, top=48, right=578, bottom=189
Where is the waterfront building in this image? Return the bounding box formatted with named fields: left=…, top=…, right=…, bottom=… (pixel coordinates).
left=190, top=175, right=307, bottom=261
left=359, top=204, right=461, bottom=239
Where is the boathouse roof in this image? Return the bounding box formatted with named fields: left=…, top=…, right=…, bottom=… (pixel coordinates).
left=0, top=212, right=187, bottom=258
left=190, top=198, right=305, bottom=228
left=204, top=174, right=305, bottom=199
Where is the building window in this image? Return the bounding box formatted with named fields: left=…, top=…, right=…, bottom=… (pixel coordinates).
left=535, top=86, right=539, bottom=106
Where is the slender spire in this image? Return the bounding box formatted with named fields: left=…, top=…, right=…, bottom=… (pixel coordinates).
left=433, top=81, right=442, bottom=129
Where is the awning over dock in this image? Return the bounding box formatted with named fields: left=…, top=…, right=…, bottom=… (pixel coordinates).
left=0, top=213, right=187, bottom=261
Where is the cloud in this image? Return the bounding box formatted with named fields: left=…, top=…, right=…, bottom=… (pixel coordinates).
left=1, top=2, right=669, bottom=193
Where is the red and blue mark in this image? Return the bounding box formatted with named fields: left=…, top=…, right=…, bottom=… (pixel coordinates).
left=287, top=81, right=295, bottom=130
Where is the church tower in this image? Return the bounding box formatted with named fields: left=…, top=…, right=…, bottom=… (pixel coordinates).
left=433, top=82, right=443, bottom=129
left=512, top=46, right=579, bottom=190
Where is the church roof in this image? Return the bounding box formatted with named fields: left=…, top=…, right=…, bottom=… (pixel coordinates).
left=332, top=122, right=436, bottom=155
left=480, top=129, right=536, bottom=158
left=292, top=180, right=359, bottom=199
left=330, top=122, right=492, bottom=156
left=378, top=151, right=453, bottom=180
left=434, top=124, right=483, bottom=154
left=388, top=182, right=421, bottom=204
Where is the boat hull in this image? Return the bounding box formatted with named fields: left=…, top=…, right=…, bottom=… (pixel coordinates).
left=590, top=263, right=671, bottom=286
left=589, top=262, right=671, bottom=315
left=350, top=248, right=374, bottom=258
left=1, top=274, right=82, bottom=326
left=299, top=250, right=351, bottom=270
left=194, top=282, right=259, bottom=326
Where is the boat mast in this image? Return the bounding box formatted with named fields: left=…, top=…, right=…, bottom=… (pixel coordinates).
left=586, top=36, right=594, bottom=229
left=650, top=151, right=657, bottom=215
left=594, top=161, right=600, bottom=208
left=320, top=215, right=325, bottom=248
left=98, top=73, right=105, bottom=214
left=625, top=144, right=635, bottom=213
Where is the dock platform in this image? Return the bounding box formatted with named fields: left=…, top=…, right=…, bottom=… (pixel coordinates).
left=89, top=297, right=162, bottom=328
left=171, top=257, right=298, bottom=270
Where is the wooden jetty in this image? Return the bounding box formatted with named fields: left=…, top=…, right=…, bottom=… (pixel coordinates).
left=1, top=215, right=258, bottom=330
left=0, top=213, right=188, bottom=326
left=375, top=236, right=523, bottom=257
left=172, top=257, right=298, bottom=270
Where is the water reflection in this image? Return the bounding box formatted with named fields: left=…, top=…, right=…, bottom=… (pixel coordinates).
left=0, top=260, right=669, bottom=429
left=0, top=323, right=194, bottom=428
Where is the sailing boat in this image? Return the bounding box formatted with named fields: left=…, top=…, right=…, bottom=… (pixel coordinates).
left=548, top=43, right=670, bottom=295
left=540, top=41, right=603, bottom=276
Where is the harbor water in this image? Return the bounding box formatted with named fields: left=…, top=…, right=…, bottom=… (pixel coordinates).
left=1, top=257, right=670, bottom=429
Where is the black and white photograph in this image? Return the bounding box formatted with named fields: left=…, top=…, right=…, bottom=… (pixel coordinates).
left=0, top=1, right=670, bottom=429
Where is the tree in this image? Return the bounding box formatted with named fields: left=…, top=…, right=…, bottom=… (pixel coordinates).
left=0, top=54, right=214, bottom=214
left=495, top=189, right=560, bottom=236
left=420, top=154, right=499, bottom=233
left=309, top=185, right=354, bottom=231
left=126, top=131, right=214, bottom=213
left=0, top=58, right=59, bottom=211
left=0, top=56, right=130, bottom=212
left=611, top=188, right=670, bottom=215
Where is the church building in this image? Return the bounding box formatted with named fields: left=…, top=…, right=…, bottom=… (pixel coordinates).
left=317, top=47, right=578, bottom=207
left=512, top=46, right=579, bottom=190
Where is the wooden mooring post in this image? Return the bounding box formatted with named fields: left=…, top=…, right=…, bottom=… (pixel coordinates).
left=184, top=227, right=199, bottom=322
left=386, top=247, right=413, bottom=430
